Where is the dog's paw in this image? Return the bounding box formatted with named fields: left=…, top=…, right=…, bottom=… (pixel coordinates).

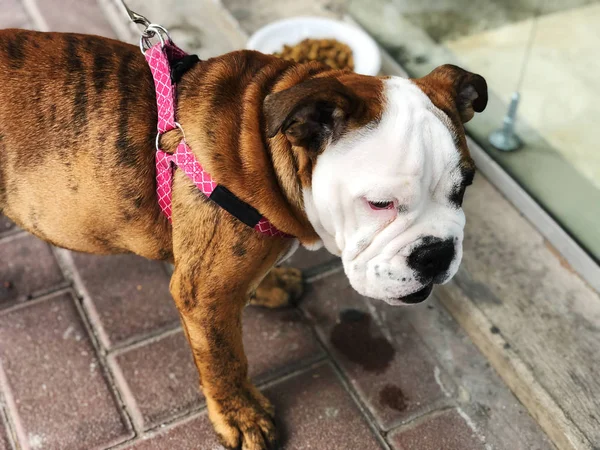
left=271, top=267, right=304, bottom=303
left=206, top=383, right=278, bottom=450
left=250, top=267, right=304, bottom=308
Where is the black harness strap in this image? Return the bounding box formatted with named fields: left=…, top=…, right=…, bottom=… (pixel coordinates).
left=168, top=54, right=268, bottom=231
left=170, top=54, right=201, bottom=84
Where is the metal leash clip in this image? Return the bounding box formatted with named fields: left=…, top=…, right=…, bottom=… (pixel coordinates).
left=118, top=0, right=172, bottom=54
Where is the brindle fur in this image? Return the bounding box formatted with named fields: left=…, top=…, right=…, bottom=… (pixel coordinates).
left=412, top=64, right=487, bottom=177
left=0, top=29, right=476, bottom=450
left=0, top=29, right=384, bottom=450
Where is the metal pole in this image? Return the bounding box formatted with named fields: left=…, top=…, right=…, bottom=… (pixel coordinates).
left=489, top=2, right=542, bottom=152
left=489, top=92, right=521, bottom=151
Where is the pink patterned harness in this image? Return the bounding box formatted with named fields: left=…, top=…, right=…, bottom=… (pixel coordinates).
left=145, top=41, right=290, bottom=238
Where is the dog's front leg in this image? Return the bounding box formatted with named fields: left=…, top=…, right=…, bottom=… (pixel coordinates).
left=170, top=250, right=282, bottom=450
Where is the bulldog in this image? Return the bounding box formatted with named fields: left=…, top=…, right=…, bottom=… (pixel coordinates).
left=0, top=29, right=486, bottom=449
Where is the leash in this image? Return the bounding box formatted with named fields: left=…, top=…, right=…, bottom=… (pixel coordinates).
left=118, top=1, right=291, bottom=238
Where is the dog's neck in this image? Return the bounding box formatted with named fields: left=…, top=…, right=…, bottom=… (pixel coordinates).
left=160, top=51, right=321, bottom=245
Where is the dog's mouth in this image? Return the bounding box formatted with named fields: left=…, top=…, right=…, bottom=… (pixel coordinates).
left=387, top=283, right=433, bottom=305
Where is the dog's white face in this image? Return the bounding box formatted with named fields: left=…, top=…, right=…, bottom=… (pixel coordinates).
left=303, top=76, right=478, bottom=305
left=265, top=64, right=486, bottom=304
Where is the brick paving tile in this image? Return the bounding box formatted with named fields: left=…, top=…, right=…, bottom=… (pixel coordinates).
left=127, top=362, right=381, bottom=450
left=266, top=362, right=382, bottom=449
left=71, top=253, right=180, bottom=349
left=0, top=292, right=132, bottom=450
left=111, top=306, right=324, bottom=430
left=0, top=217, right=17, bottom=238
left=389, top=408, right=485, bottom=450
left=36, top=0, right=117, bottom=37
left=125, top=413, right=220, bottom=450
left=0, top=234, right=66, bottom=309
left=281, top=246, right=339, bottom=271
left=109, top=331, right=202, bottom=431
left=0, top=0, right=31, bottom=29
left=243, top=307, right=324, bottom=383
left=300, top=271, right=447, bottom=431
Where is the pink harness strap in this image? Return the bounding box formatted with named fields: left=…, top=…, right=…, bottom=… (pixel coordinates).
left=145, top=42, right=186, bottom=134
left=155, top=141, right=216, bottom=220
left=145, top=42, right=290, bottom=238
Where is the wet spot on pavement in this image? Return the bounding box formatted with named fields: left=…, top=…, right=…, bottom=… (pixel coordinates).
left=330, top=309, right=395, bottom=373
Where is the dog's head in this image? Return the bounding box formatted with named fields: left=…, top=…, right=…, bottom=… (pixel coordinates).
left=265, top=65, right=487, bottom=305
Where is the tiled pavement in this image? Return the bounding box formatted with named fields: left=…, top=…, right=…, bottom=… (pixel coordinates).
left=0, top=1, right=554, bottom=449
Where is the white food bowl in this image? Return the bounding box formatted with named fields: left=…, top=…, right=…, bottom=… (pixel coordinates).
left=246, top=17, right=381, bottom=76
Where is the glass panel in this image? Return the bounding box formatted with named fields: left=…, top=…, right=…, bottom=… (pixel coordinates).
left=349, top=0, right=600, bottom=262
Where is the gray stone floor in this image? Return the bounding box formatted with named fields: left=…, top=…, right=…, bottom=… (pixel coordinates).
left=365, top=0, right=598, bottom=42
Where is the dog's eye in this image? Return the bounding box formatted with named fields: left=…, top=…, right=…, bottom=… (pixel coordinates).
left=449, top=185, right=467, bottom=207
left=368, top=200, right=394, bottom=211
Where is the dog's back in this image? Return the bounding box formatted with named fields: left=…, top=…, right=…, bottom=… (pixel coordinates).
left=0, top=29, right=172, bottom=258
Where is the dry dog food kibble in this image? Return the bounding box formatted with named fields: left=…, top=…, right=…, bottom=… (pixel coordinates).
left=274, top=38, right=354, bottom=71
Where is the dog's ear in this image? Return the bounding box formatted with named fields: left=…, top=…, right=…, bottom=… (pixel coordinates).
left=414, top=64, right=488, bottom=123
left=264, top=77, right=363, bottom=151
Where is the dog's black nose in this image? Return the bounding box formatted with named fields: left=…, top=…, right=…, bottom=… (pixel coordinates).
left=408, top=237, right=455, bottom=282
